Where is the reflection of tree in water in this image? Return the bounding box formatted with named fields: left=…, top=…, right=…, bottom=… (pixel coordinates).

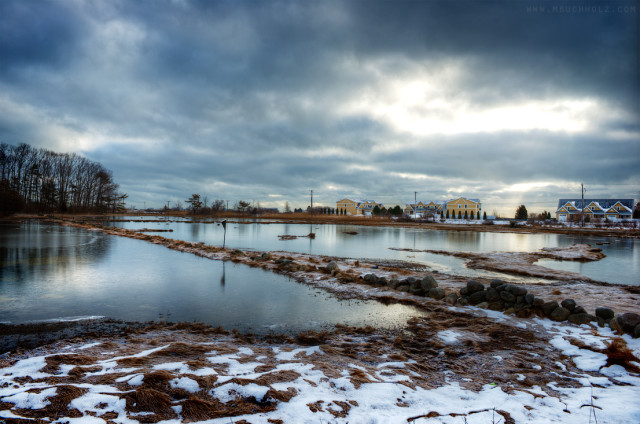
left=0, top=222, right=112, bottom=285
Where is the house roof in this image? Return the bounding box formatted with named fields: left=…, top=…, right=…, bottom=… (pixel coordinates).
left=446, top=197, right=480, bottom=204
left=556, top=199, right=634, bottom=211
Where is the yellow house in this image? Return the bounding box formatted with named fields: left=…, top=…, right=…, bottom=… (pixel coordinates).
left=336, top=198, right=383, bottom=216
left=444, top=198, right=481, bottom=218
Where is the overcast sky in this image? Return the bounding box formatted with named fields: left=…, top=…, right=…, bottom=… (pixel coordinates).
left=1, top=0, right=638, bottom=213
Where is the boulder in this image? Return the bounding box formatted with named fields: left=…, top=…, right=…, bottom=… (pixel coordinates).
left=387, top=278, right=400, bottom=289
left=459, top=287, right=469, bottom=296
left=406, top=276, right=419, bottom=287
left=261, top=252, right=271, bottom=260
left=595, top=307, right=615, bottom=321
left=516, top=296, right=524, bottom=304
left=616, top=313, right=640, bottom=334
left=363, top=274, right=379, bottom=285
left=428, top=287, right=446, bottom=300
left=524, top=293, right=535, bottom=305
left=466, top=280, right=485, bottom=294
left=532, top=298, right=545, bottom=307
left=490, top=279, right=505, bottom=289
left=542, top=301, right=560, bottom=317
left=486, top=287, right=500, bottom=301
left=510, top=286, right=528, bottom=296
left=444, top=293, right=458, bottom=305
left=458, top=297, right=470, bottom=306
left=634, top=324, right=640, bottom=339
left=550, top=307, right=571, bottom=322
left=476, top=302, right=489, bottom=309
left=421, top=275, right=438, bottom=291
left=573, top=306, right=586, bottom=315
left=560, top=299, right=577, bottom=312
left=469, top=290, right=487, bottom=305
left=499, top=291, right=516, bottom=303
left=568, top=313, right=596, bottom=325
left=396, top=284, right=410, bottom=292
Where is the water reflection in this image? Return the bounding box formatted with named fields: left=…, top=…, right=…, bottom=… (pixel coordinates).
left=0, top=222, right=426, bottom=331
left=107, top=218, right=639, bottom=285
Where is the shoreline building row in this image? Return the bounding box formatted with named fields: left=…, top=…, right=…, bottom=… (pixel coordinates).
left=405, top=197, right=482, bottom=219
left=555, top=199, right=633, bottom=221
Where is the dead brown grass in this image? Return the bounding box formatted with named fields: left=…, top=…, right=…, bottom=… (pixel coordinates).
left=124, top=387, right=177, bottom=422
left=43, top=354, right=96, bottom=374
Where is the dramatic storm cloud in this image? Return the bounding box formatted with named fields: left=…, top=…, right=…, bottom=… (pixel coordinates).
left=0, top=0, right=638, bottom=213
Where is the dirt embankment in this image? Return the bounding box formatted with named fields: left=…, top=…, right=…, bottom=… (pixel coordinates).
left=393, top=244, right=607, bottom=283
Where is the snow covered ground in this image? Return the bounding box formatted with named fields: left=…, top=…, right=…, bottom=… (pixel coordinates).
left=1, top=313, right=639, bottom=423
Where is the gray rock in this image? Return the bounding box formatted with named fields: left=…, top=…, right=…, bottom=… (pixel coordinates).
left=444, top=293, right=458, bottom=305
left=421, top=275, right=439, bottom=291
left=261, top=252, right=271, bottom=260
left=616, top=313, right=640, bottom=333
left=516, top=295, right=524, bottom=304
left=458, top=297, right=470, bottom=306
left=573, top=306, right=586, bottom=315
left=542, top=301, right=560, bottom=317
left=499, top=291, right=516, bottom=303
left=495, top=284, right=507, bottom=292
left=568, top=313, right=596, bottom=325
left=406, top=276, right=419, bottom=286
left=595, top=307, right=615, bottom=320
left=504, top=302, right=514, bottom=309
left=524, top=294, right=535, bottom=305
left=490, top=279, right=505, bottom=289
left=459, top=287, right=469, bottom=296
left=363, top=274, right=379, bottom=285
left=551, top=307, right=571, bottom=322
left=396, top=284, right=410, bottom=292
left=325, top=261, right=339, bottom=272
left=469, top=290, right=487, bottom=305
left=428, top=287, right=446, bottom=300
left=532, top=298, right=545, bottom=307
left=387, top=278, right=400, bottom=289
left=561, top=299, right=577, bottom=312
left=486, top=287, right=500, bottom=301
left=510, top=286, right=528, bottom=296
left=466, top=280, right=485, bottom=294
left=476, top=302, right=489, bottom=309
left=634, top=324, right=640, bottom=339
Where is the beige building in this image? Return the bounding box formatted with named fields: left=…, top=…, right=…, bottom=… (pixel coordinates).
left=336, top=198, right=383, bottom=216
left=444, top=197, right=482, bottom=219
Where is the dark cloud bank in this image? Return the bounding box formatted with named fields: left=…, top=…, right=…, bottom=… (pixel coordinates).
left=0, top=0, right=638, bottom=212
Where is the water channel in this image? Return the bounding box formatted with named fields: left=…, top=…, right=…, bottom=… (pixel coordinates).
left=0, top=221, right=426, bottom=331
left=107, top=217, right=639, bottom=286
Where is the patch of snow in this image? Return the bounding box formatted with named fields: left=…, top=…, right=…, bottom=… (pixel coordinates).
left=2, top=387, right=57, bottom=409
left=438, top=329, right=461, bottom=344
left=212, top=382, right=270, bottom=403
left=170, top=377, right=200, bottom=393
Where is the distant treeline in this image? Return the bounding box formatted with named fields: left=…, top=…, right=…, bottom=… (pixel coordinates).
left=0, top=143, right=126, bottom=215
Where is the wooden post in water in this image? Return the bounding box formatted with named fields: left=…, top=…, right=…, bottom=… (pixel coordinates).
left=221, top=219, right=227, bottom=248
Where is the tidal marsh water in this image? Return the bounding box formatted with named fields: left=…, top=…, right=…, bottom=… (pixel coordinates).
left=0, top=221, right=426, bottom=331
left=108, top=217, right=639, bottom=285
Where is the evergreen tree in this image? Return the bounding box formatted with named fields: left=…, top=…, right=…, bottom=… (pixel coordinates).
left=446, top=210, right=450, bottom=219
left=483, top=211, right=487, bottom=220
left=515, top=205, right=528, bottom=220
left=464, top=210, right=468, bottom=219
left=458, top=211, right=461, bottom=219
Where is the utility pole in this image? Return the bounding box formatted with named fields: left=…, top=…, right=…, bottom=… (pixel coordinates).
left=581, top=183, right=584, bottom=227
left=414, top=191, right=417, bottom=204
left=310, top=190, right=313, bottom=212
left=226, top=200, right=229, bottom=212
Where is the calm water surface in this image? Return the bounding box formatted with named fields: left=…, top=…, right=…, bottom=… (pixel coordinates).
left=109, top=217, right=639, bottom=285
left=0, top=221, right=426, bottom=331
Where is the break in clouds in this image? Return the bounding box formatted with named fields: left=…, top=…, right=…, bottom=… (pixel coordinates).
left=0, top=0, right=638, bottom=213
